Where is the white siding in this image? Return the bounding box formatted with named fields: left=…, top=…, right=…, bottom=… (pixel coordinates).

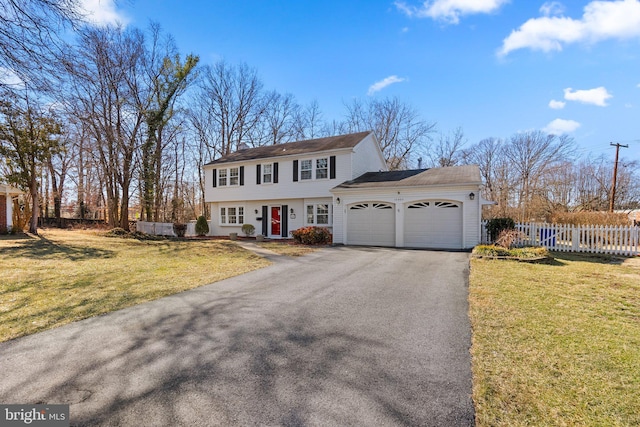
left=204, top=151, right=352, bottom=204
left=351, top=133, right=387, bottom=178
left=208, top=198, right=331, bottom=238
left=331, top=185, right=481, bottom=249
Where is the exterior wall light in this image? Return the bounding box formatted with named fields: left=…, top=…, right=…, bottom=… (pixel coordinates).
left=469, top=192, right=475, bottom=200
left=336, top=197, right=341, bottom=204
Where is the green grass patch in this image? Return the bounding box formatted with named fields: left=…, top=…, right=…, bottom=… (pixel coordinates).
left=470, top=253, right=640, bottom=426
left=0, top=229, right=270, bottom=342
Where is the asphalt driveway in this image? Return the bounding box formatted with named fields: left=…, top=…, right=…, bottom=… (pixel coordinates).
left=0, top=246, right=473, bottom=426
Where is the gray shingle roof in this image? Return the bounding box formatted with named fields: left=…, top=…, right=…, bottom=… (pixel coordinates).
left=333, top=165, right=481, bottom=189
left=205, top=131, right=372, bottom=165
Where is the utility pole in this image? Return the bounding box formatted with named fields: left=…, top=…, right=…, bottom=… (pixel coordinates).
left=609, top=142, right=628, bottom=212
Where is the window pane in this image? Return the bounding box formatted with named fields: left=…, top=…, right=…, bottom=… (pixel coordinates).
left=219, top=169, right=227, bottom=186
left=317, top=204, right=329, bottom=224
left=230, top=168, right=239, bottom=185
left=301, top=160, right=312, bottom=180
left=316, top=158, right=328, bottom=179
left=306, top=205, right=314, bottom=224
left=220, top=207, right=226, bottom=224
left=263, top=164, right=272, bottom=183
left=238, top=207, right=244, bottom=224
left=228, top=207, right=237, bottom=224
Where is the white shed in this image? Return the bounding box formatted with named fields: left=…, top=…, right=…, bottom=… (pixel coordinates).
left=331, top=165, right=483, bottom=250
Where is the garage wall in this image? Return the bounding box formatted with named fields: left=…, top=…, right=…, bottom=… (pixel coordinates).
left=332, top=185, right=481, bottom=249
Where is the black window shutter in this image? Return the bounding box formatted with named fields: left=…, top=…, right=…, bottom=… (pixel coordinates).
left=256, top=164, right=261, bottom=185
left=330, top=156, right=336, bottom=179
left=261, top=206, right=268, bottom=236
left=273, top=162, right=278, bottom=183
left=239, top=166, right=244, bottom=186
left=293, top=160, right=298, bottom=182
left=281, top=205, right=288, bottom=237
left=212, top=169, right=217, bottom=187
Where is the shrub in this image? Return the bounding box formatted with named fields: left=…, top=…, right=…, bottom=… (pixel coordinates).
left=195, top=216, right=209, bottom=236
left=291, top=226, right=332, bottom=245
left=241, top=223, right=255, bottom=237
left=495, top=229, right=525, bottom=249
left=173, top=223, right=187, bottom=238
left=486, top=217, right=515, bottom=241
left=106, top=227, right=128, bottom=237
left=473, top=244, right=549, bottom=259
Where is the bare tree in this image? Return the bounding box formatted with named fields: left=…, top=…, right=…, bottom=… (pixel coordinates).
left=504, top=131, right=574, bottom=221
left=0, top=0, right=83, bottom=90
left=291, top=99, right=327, bottom=140
left=64, top=25, right=147, bottom=230
left=429, top=126, right=466, bottom=167
left=198, top=60, right=265, bottom=156
left=343, top=97, right=436, bottom=170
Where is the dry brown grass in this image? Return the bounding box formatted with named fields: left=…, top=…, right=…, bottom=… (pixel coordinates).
left=0, top=228, right=270, bottom=342
left=470, top=253, right=640, bottom=426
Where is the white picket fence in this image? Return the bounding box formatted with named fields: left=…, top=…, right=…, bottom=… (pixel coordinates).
left=482, top=222, right=640, bottom=256
left=135, top=221, right=212, bottom=237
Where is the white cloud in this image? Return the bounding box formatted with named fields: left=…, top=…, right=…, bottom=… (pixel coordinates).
left=499, top=0, right=640, bottom=56
left=564, top=86, right=612, bottom=106
left=548, top=99, right=566, bottom=109
left=368, top=75, right=406, bottom=95
left=543, top=118, right=581, bottom=134
left=0, top=67, right=24, bottom=89
left=540, top=1, right=565, bottom=17
left=78, top=0, right=129, bottom=26
left=542, top=119, right=582, bottom=135
left=395, top=0, right=510, bottom=24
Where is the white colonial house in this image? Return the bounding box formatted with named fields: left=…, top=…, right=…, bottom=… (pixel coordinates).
left=204, top=131, right=484, bottom=249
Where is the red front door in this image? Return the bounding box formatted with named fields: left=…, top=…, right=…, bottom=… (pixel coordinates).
left=270, top=206, right=281, bottom=236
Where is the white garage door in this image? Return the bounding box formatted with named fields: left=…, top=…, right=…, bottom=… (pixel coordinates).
left=346, top=202, right=395, bottom=247
left=404, top=201, right=463, bottom=249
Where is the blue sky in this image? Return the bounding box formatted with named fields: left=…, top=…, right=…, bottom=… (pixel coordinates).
left=82, top=0, right=639, bottom=162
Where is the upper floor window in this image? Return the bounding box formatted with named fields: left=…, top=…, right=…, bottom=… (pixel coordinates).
left=263, top=164, right=272, bottom=184
left=229, top=167, right=239, bottom=186
left=214, top=166, right=243, bottom=187
left=316, top=158, right=328, bottom=179
left=218, top=169, right=227, bottom=186
left=300, top=160, right=312, bottom=180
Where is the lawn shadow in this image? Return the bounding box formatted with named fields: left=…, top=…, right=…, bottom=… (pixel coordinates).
left=0, top=234, right=114, bottom=261
left=550, top=251, right=635, bottom=266
left=0, top=283, right=472, bottom=426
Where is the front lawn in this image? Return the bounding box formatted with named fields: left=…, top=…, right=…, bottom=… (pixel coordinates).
left=470, top=253, right=640, bottom=426
left=0, top=229, right=270, bottom=342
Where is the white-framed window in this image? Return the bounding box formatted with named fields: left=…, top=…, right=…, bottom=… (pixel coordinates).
left=217, top=167, right=240, bottom=187
left=262, top=163, right=272, bottom=184
left=219, top=206, right=244, bottom=225
left=229, top=167, right=239, bottom=186
left=300, top=159, right=312, bottom=180
left=218, top=169, right=227, bottom=186
left=316, top=158, right=328, bottom=179
left=306, top=203, right=330, bottom=225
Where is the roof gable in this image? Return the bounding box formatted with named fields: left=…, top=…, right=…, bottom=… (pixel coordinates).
left=206, top=131, right=372, bottom=165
